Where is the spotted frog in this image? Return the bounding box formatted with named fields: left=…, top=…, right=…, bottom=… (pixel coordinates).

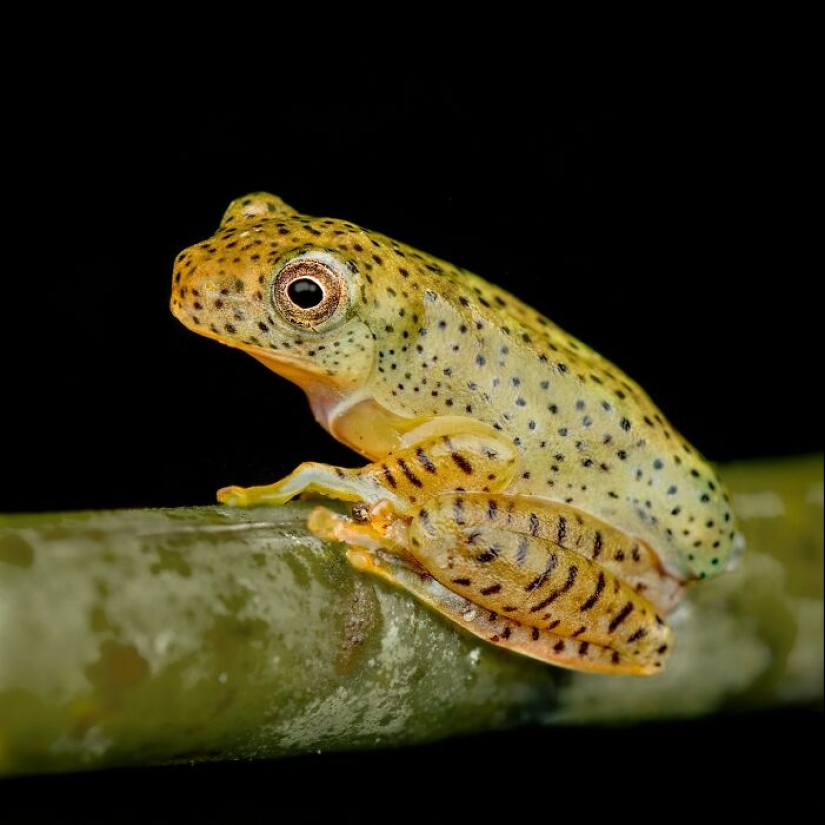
left=171, top=193, right=740, bottom=675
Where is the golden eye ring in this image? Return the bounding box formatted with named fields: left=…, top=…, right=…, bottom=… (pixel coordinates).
left=273, top=257, right=347, bottom=328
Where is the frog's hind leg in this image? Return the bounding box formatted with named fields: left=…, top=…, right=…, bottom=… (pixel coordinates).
left=310, top=497, right=672, bottom=675
left=307, top=505, right=634, bottom=673
left=405, top=494, right=673, bottom=675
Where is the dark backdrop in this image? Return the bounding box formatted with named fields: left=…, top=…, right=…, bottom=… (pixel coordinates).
left=2, top=61, right=819, bottom=817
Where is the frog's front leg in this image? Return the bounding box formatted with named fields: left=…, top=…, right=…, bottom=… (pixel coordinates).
left=217, top=430, right=519, bottom=511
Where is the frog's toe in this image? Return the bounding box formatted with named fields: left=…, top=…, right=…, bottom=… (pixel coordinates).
left=217, top=485, right=248, bottom=506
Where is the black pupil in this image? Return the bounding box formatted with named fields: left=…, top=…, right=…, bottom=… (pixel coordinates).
left=287, top=278, right=324, bottom=309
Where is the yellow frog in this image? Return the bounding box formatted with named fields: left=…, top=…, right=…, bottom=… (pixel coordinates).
left=171, top=193, right=740, bottom=675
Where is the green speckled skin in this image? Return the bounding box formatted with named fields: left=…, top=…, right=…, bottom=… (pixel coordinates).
left=171, top=193, right=740, bottom=674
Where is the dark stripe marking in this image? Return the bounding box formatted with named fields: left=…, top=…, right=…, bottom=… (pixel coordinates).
left=529, top=513, right=540, bottom=536
left=578, top=641, right=590, bottom=656
left=418, top=508, right=431, bottom=530
left=611, top=651, right=620, bottom=665
left=593, top=530, right=603, bottom=559
left=397, top=458, right=423, bottom=488
left=480, top=583, right=502, bottom=596
left=553, top=640, right=565, bottom=653
left=529, top=563, right=577, bottom=612
left=451, top=452, right=473, bottom=474
left=476, top=550, right=499, bottom=563
left=531, top=627, right=540, bottom=641
left=487, top=500, right=498, bottom=520
left=452, top=577, right=471, bottom=586
left=556, top=516, right=567, bottom=545
left=515, top=536, right=529, bottom=565
left=627, top=627, right=647, bottom=643
left=454, top=497, right=465, bottom=525
left=571, top=625, right=587, bottom=637
left=525, top=553, right=558, bottom=592
left=608, top=602, right=634, bottom=633
left=560, top=565, right=578, bottom=593
left=501, top=627, right=512, bottom=640
left=548, top=619, right=561, bottom=629
left=580, top=572, right=606, bottom=612
left=416, top=447, right=437, bottom=473
left=531, top=594, right=557, bottom=612
left=382, top=464, right=397, bottom=488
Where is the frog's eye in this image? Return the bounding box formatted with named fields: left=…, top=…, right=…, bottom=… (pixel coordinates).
left=273, top=257, right=347, bottom=328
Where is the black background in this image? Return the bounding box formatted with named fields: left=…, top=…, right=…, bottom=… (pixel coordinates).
left=2, top=52, right=820, bottom=818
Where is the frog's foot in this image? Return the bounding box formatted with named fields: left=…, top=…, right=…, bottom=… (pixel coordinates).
left=307, top=504, right=404, bottom=552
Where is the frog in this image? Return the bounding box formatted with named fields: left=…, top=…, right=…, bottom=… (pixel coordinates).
left=170, top=192, right=741, bottom=675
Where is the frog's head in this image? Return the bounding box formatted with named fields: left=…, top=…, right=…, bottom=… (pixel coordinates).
left=171, top=192, right=405, bottom=428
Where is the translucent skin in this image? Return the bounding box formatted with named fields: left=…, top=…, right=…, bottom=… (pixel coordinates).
left=171, top=193, right=740, bottom=674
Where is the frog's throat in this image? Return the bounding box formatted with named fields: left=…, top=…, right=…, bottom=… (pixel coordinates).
left=247, top=351, right=408, bottom=461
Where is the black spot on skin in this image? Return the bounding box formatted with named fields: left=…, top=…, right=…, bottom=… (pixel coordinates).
left=452, top=578, right=471, bottom=586
left=578, top=641, right=590, bottom=656
left=531, top=627, right=540, bottom=641
left=553, top=640, right=565, bottom=653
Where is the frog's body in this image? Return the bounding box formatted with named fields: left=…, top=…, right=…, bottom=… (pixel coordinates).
left=171, top=193, right=739, bottom=675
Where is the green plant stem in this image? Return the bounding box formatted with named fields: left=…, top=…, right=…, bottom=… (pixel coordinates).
left=0, top=455, right=821, bottom=777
